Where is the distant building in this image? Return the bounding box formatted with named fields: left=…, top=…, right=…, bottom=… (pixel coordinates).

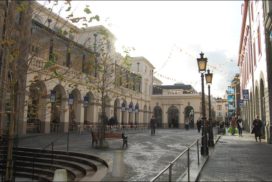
left=151, top=83, right=203, bottom=128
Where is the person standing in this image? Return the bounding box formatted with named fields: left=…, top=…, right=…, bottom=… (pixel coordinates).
left=252, top=115, right=263, bottom=142
left=196, top=118, right=201, bottom=133
left=150, top=115, right=156, bottom=135
left=236, top=116, right=243, bottom=136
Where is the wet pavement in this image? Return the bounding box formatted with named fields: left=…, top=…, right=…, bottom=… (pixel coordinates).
left=198, top=131, right=272, bottom=182
left=18, top=128, right=209, bottom=181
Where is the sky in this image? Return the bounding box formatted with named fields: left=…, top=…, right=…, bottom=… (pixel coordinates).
left=40, top=1, right=243, bottom=98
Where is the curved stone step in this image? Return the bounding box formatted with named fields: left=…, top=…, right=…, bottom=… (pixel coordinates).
left=14, top=155, right=90, bottom=175
left=0, top=169, right=51, bottom=182
left=1, top=147, right=109, bottom=181
left=15, top=151, right=86, bottom=177
left=15, top=160, right=78, bottom=180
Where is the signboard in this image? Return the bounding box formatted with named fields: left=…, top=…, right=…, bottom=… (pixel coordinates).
left=242, top=89, right=249, bottom=101
left=227, top=95, right=234, bottom=102
left=227, top=87, right=234, bottom=94
left=239, top=100, right=243, bottom=107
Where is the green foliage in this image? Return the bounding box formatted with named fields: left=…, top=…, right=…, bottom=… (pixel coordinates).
left=16, top=2, right=30, bottom=13
left=228, top=127, right=238, bottom=134
left=44, top=54, right=56, bottom=69
left=84, top=7, right=92, bottom=14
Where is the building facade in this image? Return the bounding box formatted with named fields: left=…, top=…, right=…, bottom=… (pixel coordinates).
left=151, top=83, right=205, bottom=128
left=1, top=1, right=156, bottom=135
left=214, top=97, right=228, bottom=124
left=238, top=0, right=270, bottom=142
left=263, top=0, right=272, bottom=144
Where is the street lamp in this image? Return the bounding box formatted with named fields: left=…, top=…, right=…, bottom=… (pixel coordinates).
left=205, top=69, right=214, bottom=147
left=197, top=52, right=209, bottom=156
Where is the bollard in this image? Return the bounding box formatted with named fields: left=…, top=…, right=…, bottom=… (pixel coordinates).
left=53, top=169, right=67, bottom=182
left=112, top=150, right=125, bottom=177
left=169, top=162, right=173, bottom=182
left=67, top=131, right=69, bottom=152
left=197, top=139, right=200, bottom=165
left=188, top=148, right=190, bottom=182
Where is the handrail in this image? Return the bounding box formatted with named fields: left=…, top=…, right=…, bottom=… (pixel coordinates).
left=31, top=133, right=67, bottom=179
left=150, top=136, right=204, bottom=182
left=151, top=163, right=172, bottom=181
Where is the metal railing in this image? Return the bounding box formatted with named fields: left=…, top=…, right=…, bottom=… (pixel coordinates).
left=31, top=133, right=67, bottom=181
left=150, top=137, right=202, bottom=182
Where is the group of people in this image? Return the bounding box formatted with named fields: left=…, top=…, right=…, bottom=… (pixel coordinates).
left=229, top=115, right=263, bottom=142
left=150, top=114, right=264, bottom=143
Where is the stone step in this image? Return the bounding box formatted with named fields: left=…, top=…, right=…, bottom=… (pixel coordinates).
left=14, top=150, right=96, bottom=172
left=0, top=169, right=51, bottom=182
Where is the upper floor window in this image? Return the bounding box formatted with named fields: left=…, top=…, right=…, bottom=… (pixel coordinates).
left=251, top=2, right=254, bottom=21
left=257, top=26, right=262, bottom=56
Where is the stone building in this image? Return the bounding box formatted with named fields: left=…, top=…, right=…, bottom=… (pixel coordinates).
left=238, top=1, right=270, bottom=142
left=0, top=1, right=204, bottom=135
left=151, top=83, right=205, bottom=128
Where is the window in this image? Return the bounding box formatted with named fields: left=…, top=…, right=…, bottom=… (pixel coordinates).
left=82, top=54, right=86, bottom=73
left=251, top=2, right=254, bottom=21
left=257, top=26, right=262, bottom=56
left=253, top=42, right=256, bottom=66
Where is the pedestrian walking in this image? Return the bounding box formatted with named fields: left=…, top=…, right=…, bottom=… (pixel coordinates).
left=252, top=115, right=263, bottom=142
left=236, top=116, right=243, bottom=136
left=185, top=119, right=189, bottom=130
left=196, top=118, right=201, bottom=133
left=150, top=115, right=156, bottom=135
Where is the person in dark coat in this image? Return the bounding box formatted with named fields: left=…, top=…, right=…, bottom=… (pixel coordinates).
left=196, top=118, right=202, bottom=133
left=236, top=116, right=243, bottom=136
left=252, top=115, right=263, bottom=142
left=150, top=115, right=156, bottom=135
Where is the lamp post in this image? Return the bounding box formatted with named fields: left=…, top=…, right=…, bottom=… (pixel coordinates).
left=197, top=52, right=209, bottom=156
left=205, top=69, right=214, bottom=147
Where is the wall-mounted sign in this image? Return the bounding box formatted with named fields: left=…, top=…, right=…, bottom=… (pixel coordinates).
left=242, top=89, right=249, bottom=101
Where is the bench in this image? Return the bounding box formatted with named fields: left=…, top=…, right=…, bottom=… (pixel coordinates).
left=90, top=131, right=128, bottom=148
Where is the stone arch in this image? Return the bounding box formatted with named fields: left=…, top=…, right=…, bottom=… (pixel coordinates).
left=128, top=101, right=134, bottom=124
left=143, top=105, right=148, bottom=124
left=168, top=105, right=179, bottom=128
left=69, top=88, right=81, bottom=131
left=121, top=100, right=127, bottom=125
left=84, top=91, right=95, bottom=125
left=114, top=98, right=121, bottom=124
left=260, top=79, right=266, bottom=139
left=184, top=106, right=194, bottom=128
left=153, top=106, right=162, bottom=128
left=255, top=85, right=260, bottom=117
left=51, top=84, right=66, bottom=133
left=134, top=103, right=139, bottom=125
left=27, top=81, right=47, bottom=133
left=105, top=95, right=111, bottom=118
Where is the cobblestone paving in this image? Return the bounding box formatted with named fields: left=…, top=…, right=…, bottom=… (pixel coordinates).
left=18, top=128, right=208, bottom=181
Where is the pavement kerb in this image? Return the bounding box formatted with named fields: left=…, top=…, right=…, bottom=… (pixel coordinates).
left=194, top=135, right=222, bottom=182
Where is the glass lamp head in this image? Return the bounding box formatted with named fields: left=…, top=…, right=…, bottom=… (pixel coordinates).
left=205, top=69, right=213, bottom=84
left=197, top=52, right=208, bottom=72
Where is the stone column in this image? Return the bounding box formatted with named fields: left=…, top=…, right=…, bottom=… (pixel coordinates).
left=44, top=101, right=51, bottom=134
left=62, top=99, right=69, bottom=133
left=163, top=104, right=168, bottom=128
left=21, top=95, right=29, bottom=135
left=178, top=105, right=183, bottom=128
